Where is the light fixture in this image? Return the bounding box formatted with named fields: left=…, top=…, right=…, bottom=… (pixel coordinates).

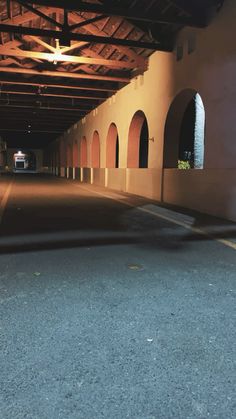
left=48, top=39, right=63, bottom=65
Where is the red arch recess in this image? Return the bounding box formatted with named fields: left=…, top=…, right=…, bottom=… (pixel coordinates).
left=91, top=131, right=100, bottom=168
left=127, top=110, right=147, bottom=168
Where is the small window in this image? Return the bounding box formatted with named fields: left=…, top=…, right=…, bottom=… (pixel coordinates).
left=188, top=34, right=196, bottom=54
left=176, top=45, right=183, bottom=61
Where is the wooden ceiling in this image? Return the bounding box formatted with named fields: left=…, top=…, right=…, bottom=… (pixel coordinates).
left=0, top=0, right=224, bottom=147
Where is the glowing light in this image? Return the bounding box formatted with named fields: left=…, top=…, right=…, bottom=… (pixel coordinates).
left=48, top=39, right=63, bottom=65
left=48, top=51, right=63, bottom=65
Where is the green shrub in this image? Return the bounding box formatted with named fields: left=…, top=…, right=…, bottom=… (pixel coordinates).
left=178, top=160, right=191, bottom=170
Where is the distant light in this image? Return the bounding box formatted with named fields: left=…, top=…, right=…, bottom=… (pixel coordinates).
left=17, top=150, right=22, bottom=155
left=28, top=124, right=31, bottom=128
left=28, top=130, right=31, bottom=134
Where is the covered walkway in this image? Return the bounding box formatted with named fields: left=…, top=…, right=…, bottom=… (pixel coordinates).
left=0, top=1, right=236, bottom=417
left=0, top=174, right=235, bottom=418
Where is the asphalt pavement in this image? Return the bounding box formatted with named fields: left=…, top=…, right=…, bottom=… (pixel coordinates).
left=0, top=173, right=235, bottom=419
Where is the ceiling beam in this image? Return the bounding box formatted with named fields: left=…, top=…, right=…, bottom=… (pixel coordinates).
left=0, top=108, right=78, bottom=116
left=69, top=14, right=107, bottom=31
left=0, top=46, right=143, bottom=69
left=0, top=66, right=130, bottom=83
left=0, top=116, right=77, bottom=125
left=0, top=103, right=88, bottom=112
left=26, top=36, right=57, bottom=53
left=0, top=124, right=71, bottom=131
left=16, top=0, right=64, bottom=29
left=0, top=112, right=81, bottom=123
left=0, top=89, right=106, bottom=101
left=7, top=0, right=12, bottom=19
left=20, top=0, right=207, bottom=27
left=68, top=13, right=147, bottom=66
left=0, top=123, right=75, bottom=130
left=59, top=41, right=89, bottom=53
left=0, top=79, right=117, bottom=92
left=0, top=97, right=94, bottom=110
left=1, top=6, right=55, bottom=25
left=0, top=119, right=72, bottom=126
left=0, top=23, right=171, bottom=51
left=0, top=128, right=62, bottom=133
left=0, top=105, right=84, bottom=114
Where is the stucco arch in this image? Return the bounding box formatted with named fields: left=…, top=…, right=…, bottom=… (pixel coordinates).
left=127, top=110, right=149, bottom=168
left=72, top=140, right=78, bottom=167
left=106, top=123, right=119, bottom=168
left=80, top=136, right=87, bottom=167
left=59, top=139, right=66, bottom=168
left=66, top=143, right=73, bottom=167
left=91, top=131, right=100, bottom=168
left=164, top=89, right=205, bottom=168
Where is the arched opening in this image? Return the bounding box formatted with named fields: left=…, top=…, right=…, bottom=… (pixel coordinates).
left=164, top=90, right=205, bottom=169
left=13, top=149, right=36, bottom=171
left=91, top=131, right=100, bottom=168
left=72, top=140, right=79, bottom=168
left=59, top=140, right=66, bottom=168
left=127, top=110, right=149, bottom=168
left=106, top=123, right=119, bottom=168
left=80, top=136, right=87, bottom=167
left=66, top=144, right=73, bottom=167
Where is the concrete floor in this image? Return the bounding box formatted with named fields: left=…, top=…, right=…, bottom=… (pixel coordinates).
left=0, top=174, right=235, bottom=419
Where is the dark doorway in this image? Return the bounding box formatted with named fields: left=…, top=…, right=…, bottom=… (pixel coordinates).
left=139, top=118, right=149, bottom=168
left=115, top=135, right=119, bottom=168
left=179, top=97, right=195, bottom=166
left=164, top=90, right=205, bottom=169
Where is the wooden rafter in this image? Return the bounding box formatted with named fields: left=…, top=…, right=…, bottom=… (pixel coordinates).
left=0, top=23, right=170, bottom=51
left=16, top=0, right=64, bottom=29
left=0, top=114, right=79, bottom=123
left=59, top=41, right=89, bottom=53
left=0, top=66, right=130, bottom=82
left=0, top=103, right=88, bottom=112
left=68, top=12, right=148, bottom=66
left=0, top=118, right=77, bottom=127
left=26, top=35, right=57, bottom=52
left=0, top=89, right=106, bottom=101
left=69, top=14, right=107, bottom=31
left=18, top=0, right=207, bottom=27
left=0, top=79, right=117, bottom=92
left=0, top=45, right=143, bottom=69
left=0, top=57, right=27, bottom=68
left=0, top=117, right=74, bottom=126
left=1, top=5, right=149, bottom=73
left=0, top=128, right=62, bottom=133
left=0, top=107, right=82, bottom=118
left=0, top=121, right=73, bottom=129
left=1, top=6, right=55, bottom=26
